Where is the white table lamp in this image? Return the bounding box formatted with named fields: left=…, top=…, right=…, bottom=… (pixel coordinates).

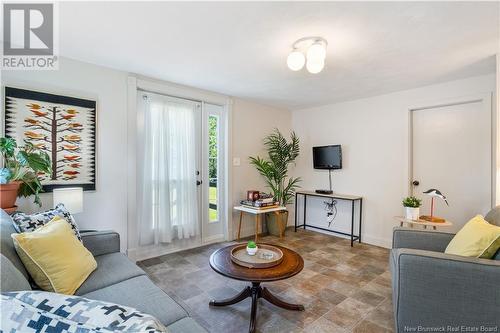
left=53, top=187, right=83, bottom=214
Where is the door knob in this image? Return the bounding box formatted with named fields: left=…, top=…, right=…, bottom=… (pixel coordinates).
left=196, top=180, right=203, bottom=186
left=412, top=180, right=420, bottom=186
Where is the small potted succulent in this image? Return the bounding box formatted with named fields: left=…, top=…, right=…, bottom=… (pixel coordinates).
left=246, top=241, right=258, bottom=256
left=402, top=196, right=422, bottom=220
left=0, top=137, right=51, bottom=211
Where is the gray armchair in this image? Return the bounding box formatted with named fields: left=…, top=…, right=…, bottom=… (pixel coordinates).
left=390, top=208, right=500, bottom=333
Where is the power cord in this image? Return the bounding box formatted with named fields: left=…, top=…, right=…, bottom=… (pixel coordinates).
left=324, top=199, right=337, bottom=227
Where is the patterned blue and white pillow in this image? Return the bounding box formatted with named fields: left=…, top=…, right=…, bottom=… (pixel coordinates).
left=1, top=290, right=167, bottom=332
left=11, top=203, right=81, bottom=241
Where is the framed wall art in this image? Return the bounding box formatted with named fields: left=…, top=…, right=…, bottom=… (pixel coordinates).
left=4, top=86, right=96, bottom=191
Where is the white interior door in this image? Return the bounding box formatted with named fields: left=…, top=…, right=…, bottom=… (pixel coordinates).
left=201, top=103, right=226, bottom=243
left=411, top=99, right=491, bottom=231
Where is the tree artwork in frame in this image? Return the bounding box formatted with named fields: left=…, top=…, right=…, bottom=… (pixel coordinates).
left=4, top=87, right=96, bottom=191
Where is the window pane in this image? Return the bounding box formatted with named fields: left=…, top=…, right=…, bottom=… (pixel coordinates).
left=209, top=158, right=217, bottom=179
left=208, top=115, right=219, bottom=223
left=209, top=116, right=218, bottom=158
left=209, top=179, right=218, bottom=222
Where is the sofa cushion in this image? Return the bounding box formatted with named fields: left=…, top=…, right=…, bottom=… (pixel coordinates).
left=1, top=210, right=29, bottom=280
left=12, top=217, right=97, bottom=295
left=167, top=318, right=207, bottom=333
left=11, top=203, right=81, bottom=241
left=82, top=275, right=189, bottom=326
left=485, top=206, right=500, bottom=226
left=445, top=215, right=500, bottom=258
left=485, top=206, right=500, bottom=259
left=0, top=254, right=31, bottom=292
left=2, top=290, right=167, bottom=332
left=75, top=252, right=145, bottom=295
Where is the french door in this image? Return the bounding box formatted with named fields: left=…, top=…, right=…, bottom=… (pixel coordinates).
left=138, top=91, right=226, bottom=251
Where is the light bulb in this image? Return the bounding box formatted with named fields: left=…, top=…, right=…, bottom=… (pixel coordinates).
left=306, top=58, right=325, bottom=74
left=306, top=42, right=327, bottom=62
left=287, top=50, right=305, bottom=71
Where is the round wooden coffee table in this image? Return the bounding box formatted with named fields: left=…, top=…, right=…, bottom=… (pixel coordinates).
left=209, top=243, right=304, bottom=333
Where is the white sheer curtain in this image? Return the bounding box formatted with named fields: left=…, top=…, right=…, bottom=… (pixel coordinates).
left=138, top=92, right=199, bottom=246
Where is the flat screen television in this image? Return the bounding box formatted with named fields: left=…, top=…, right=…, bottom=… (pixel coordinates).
left=313, top=145, right=342, bottom=170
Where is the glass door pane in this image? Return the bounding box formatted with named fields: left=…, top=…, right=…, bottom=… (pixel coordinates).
left=208, top=114, right=219, bottom=222
left=202, top=103, right=225, bottom=243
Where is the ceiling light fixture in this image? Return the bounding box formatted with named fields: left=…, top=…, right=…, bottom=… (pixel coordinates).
left=287, top=50, right=306, bottom=71
left=287, top=37, right=328, bottom=74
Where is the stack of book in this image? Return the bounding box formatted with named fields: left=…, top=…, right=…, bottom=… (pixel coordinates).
left=241, top=193, right=278, bottom=210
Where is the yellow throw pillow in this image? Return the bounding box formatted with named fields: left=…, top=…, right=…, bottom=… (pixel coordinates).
left=445, top=215, right=500, bottom=258
left=11, top=216, right=97, bottom=295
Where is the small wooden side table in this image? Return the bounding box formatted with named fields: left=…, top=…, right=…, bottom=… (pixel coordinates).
left=209, top=244, right=304, bottom=333
left=394, top=216, right=453, bottom=230
left=234, top=206, right=287, bottom=241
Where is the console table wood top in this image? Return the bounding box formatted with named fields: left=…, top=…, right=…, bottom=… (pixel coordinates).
left=295, top=190, right=362, bottom=201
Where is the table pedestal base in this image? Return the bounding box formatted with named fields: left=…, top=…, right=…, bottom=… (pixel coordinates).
left=209, top=282, right=304, bottom=333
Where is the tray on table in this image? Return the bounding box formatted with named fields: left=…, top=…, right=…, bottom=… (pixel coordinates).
left=230, top=244, right=283, bottom=269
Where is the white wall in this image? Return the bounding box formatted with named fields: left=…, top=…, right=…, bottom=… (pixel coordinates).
left=1, top=58, right=129, bottom=252
left=292, top=74, right=496, bottom=248
left=230, top=98, right=292, bottom=239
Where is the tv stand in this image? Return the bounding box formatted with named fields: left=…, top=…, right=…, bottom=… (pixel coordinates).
left=294, top=190, right=362, bottom=247
left=315, top=169, right=334, bottom=195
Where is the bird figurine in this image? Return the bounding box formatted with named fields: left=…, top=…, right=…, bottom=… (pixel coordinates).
left=423, top=189, right=449, bottom=206
left=421, top=188, right=448, bottom=222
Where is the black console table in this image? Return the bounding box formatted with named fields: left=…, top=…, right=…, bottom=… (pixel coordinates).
left=294, top=191, right=363, bottom=247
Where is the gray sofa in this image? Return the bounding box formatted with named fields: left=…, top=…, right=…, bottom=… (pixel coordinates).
left=391, top=208, right=500, bottom=333
left=0, top=209, right=207, bottom=333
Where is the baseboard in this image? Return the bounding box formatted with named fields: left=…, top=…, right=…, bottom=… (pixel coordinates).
left=127, top=234, right=225, bottom=262
left=202, top=234, right=225, bottom=244
left=361, top=234, right=392, bottom=249
left=234, top=225, right=392, bottom=248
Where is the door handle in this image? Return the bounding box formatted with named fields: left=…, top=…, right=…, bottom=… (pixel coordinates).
left=196, top=180, right=203, bottom=186
left=412, top=180, right=420, bottom=186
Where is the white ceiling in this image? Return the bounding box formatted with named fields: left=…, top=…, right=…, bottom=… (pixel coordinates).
left=59, top=2, right=499, bottom=110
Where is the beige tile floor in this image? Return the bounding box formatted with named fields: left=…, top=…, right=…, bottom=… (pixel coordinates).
left=138, top=229, right=394, bottom=333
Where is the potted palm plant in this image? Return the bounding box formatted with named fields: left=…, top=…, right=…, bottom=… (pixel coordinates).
left=0, top=137, right=52, bottom=211
left=249, top=129, right=301, bottom=236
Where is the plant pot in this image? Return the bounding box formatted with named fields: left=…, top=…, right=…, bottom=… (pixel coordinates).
left=405, top=207, right=420, bottom=221
left=266, top=211, right=288, bottom=237
left=246, top=246, right=258, bottom=256
left=0, top=181, right=21, bottom=209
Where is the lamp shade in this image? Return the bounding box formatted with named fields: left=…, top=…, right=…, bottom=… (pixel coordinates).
left=306, top=41, right=327, bottom=62
left=306, top=58, right=325, bottom=74
left=287, top=50, right=305, bottom=71
left=53, top=187, right=83, bottom=214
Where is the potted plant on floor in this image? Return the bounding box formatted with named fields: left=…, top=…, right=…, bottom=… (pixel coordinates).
left=0, top=137, right=52, bottom=212
left=249, top=129, right=301, bottom=237
left=402, top=196, right=422, bottom=220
